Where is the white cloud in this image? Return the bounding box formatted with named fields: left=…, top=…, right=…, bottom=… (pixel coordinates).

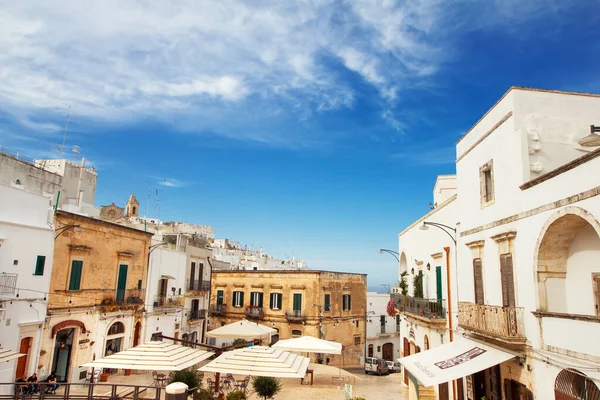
left=158, top=178, right=185, bottom=188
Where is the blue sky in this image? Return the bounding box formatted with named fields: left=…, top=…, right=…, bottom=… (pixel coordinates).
left=1, top=0, right=599, bottom=289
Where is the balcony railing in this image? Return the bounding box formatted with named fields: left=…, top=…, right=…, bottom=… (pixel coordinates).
left=210, top=304, right=226, bottom=315
left=394, top=294, right=446, bottom=320
left=153, top=295, right=184, bottom=308
left=458, top=302, right=525, bottom=342
left=0, top=273, right=17, bottom=295
left=188, top=280, right=211, bottom=292
left=103, top=289, right=144, bottom=307
left=246, top=306, right=264, bottom=319
left=189, top=309, right=207, bottom=320
left=285, top=309, right=306, bottom=322
left=380, top=325, right=386, bottom=334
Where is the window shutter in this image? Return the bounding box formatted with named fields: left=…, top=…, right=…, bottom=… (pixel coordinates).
left=348, top=295, right=352, bottom=310
left=69, top=260, right=83, bottom=290
left=500, top=254, right=516, bottom=307
left=199, top=263, right=204, bottom=281
left=258, top=292, right=264, bottom=308
left=35, top=255, right=46, bottom=276
left=217, top=290, right=224, bottom=306
left=278, top=293, right=282, bottom=309
left=232, top=292, right=237, bottom=307
left=593, top=274, right=600, bottom=316
left=503, top=379, right=513, bottom=400
left=240, top=291, right=244, bottom=307
left=270, top=293, right=274, bottom=309
left=293, top=293, right=302, bottom=311
left=473, top=259, right=484, bottom=305
left=190, top=262, right=196, bottom=290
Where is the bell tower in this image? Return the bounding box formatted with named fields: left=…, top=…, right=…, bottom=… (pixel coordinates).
left=125, top=193, right=139, bottom=217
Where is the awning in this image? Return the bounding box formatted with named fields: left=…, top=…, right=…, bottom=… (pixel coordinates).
left=199, top=346, right=310, bottom=379
left=206, top=319, right=276, bottom=339
left=81, top=341, right=214, bottom=371
left=398, top=338, right=516, bottom=387
left=161, top=275, right=175, bottom=280
left=272, top=336, right=342, bottom=355
left=0, top=347, right=26, bottom=363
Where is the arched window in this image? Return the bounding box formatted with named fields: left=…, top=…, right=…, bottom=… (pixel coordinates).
left=291, top=329, right=302, bottom=338
left=555, top=369, right=600, bottom=399
left=107, top=322, right=125, bottom=335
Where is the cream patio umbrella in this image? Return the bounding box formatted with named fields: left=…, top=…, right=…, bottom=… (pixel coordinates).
left=81, top=341, right=214, bottom=371
left=0, top=347, right=26, bottom=363
left=206, top=319, right=276, bottom=341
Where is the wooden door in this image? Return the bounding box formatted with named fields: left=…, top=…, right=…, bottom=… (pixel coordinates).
left=15, top=337, right=31, bottom=378
left=438, top=382, right=449, bottom=400
left=382, top=343, right=393, bottom=361
left=133, top=322, right=141, bottom=347
left=500, top=254, right=516, bottom=307
left=487, top=365, right=502, bottom=400
left=403, top=338, right=409, bottom=385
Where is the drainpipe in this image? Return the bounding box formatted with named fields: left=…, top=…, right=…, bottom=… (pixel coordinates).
left=444, top=246, right=456, bottom=400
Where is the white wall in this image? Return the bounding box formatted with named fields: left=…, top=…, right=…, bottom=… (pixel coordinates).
left=565, top=225, right=600, bottom=315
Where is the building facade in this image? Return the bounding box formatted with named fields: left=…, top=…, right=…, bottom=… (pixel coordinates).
left=209, top=270, right=367, bottom=366
left=39, top=210, right=152, bottom=383
left=366, top=292, right=400, bottom=362
left=394, top=175, right=458, bottom=400
left=0, top=184, right=55, bottom=394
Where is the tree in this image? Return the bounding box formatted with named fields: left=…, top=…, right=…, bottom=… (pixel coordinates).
left=413, top=272, right=423, bottom=298
left=232, top=338, right=247, bottom=346
left=252, top=376, right=282, bottom=400
left=226, top=391, right=247, bottom=400
left=398, top=271, right=409, bottom=296
left=168, top=368, right=200, bottom=390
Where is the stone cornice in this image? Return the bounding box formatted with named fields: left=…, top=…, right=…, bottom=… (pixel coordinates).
left=465, top=240, right=485, bottom=248
left=491, top=231, right=517, bottom=242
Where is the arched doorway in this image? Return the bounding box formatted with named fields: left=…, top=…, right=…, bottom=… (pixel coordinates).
left=52, top=329, right=75, bottom=382
left=104, top=322, right=125, bottom=374
left=536, top=207, right=600, bottom=314
left=15, top=337, right=32, bottom=379
left=133, top=322, right=141, bottom=347
left=555, top=369, right=600, bottom=400
left=382, top=343, right=394, bottom=361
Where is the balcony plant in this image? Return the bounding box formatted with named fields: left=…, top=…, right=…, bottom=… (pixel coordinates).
left=413, top=273, right=424, bottom=298
left=398, top=271, right=408, bottom=296
left=386, top=299, right=398, bottom=317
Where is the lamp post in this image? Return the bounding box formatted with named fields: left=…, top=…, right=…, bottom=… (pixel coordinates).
left=420, top=221, right=458, bottom=400
left=378, top=249, right=400, bottom=262
left=54, top=224, right=81, bottom=240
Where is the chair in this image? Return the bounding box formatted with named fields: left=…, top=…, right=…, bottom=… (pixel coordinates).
left=222, top=374, right=236, bottom=392
left=152, top=371, right=160, bottom=387
left=206, top=377, right=215, bottom=391
left=237, top=376, right=250, bottom=394
left=156, top=373, right=167, bottom=387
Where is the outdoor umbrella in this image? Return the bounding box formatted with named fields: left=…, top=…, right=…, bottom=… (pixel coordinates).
left=272, top=336, right=342, bottom=355
left=0, top=346, right=26, bottom=363
left=199, top=345, right=310, bottom=378
left=206, top=319, right=276, bottom=340
left=81, top=341, right=214, bottom=371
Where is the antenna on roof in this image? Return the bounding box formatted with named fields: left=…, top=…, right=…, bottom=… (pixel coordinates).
left=145, top=182, right=151, bottom=218
left=58, top=105, right=71, bottom=159
left=156, top=189, right=160, bottom=224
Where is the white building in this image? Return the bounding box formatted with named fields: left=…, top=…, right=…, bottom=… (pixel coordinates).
left=395, top=175, right=458, bottom=400
left=0, top=184, right=55, bottom=393
left=366, top=292, right=400, bottom=362
left=210, top=246, right=308, bottom=271
left=399, top=87, right=600, bottom=400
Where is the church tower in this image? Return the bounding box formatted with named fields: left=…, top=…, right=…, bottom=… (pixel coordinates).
left=125, top=193, right=139, bottom=217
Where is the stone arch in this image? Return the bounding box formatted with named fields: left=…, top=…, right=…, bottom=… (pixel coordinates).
left=535, top=206, right=600, bottom=312
left=400, top=252, right=408, bottom=274
left=554, top=368, right=600, bottom=399
left=51, top=320, right=86, bottom=338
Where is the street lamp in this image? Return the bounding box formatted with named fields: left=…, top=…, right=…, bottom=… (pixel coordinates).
left=419, top=222, right=456, bottom=244
left=378, top=249, right=400, bottom=262
left=54, top=224, right=81, bottom=240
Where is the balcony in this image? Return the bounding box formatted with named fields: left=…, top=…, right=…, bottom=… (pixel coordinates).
left=153, top=295, right=184, bottom=308
left=394, top=294, right=446, bottom=324
left=189, top=309, right=207, bottom=320
left=100, top=289, right=144, bottom=311
left=458, top=302, right=526, bottom=348
left=245, top=306, right=264, bottom=320
left=188, top=280, right=211, bottom=292
left=285, top=309, right=306, bottom=322
left=0, top=273, right=17, bottom=295
left=210, top=304, right=226, bottom=316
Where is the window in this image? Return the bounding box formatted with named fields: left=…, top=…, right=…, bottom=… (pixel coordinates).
left=68, top=260, right=83, bottom=290
left=269, top=293, right=282, bottom=310
left=377, top=345, right=381, bottom=352
left=137, top=279, right=142, bottom=290
left=189, top=262, right=196, bottom=290
left=396, top=315, right=400, bottom=332
left=324, top=294, right=331, bottom=311
left=107, top=322, right=125, bottom=335
left=479, top=160, right=495, bottom=206
left=250, top=291, right=264, bottom=308
left=355, top=320, right=359, bottom=328
left=354, top=336, right=361, bottom=345
left=342, top=294, right=352, bottom=311
left=293, top=293, right=302, bottom=312
left=34, top=255, right=46, bottom=275
left=291, top=329, right=302, bottom=338
left=380, top=315, right=385, bottom=328
left=368, top=344, right=373, bottom=357
left=216, top=290, right=224, bottom=306
left=500, top=253, right=516, bottom=307
left=593, top=274, right=600, bottom=316
left=473, top=258, right=485, bottom=305
left=232, top=291, right=244, bottom=307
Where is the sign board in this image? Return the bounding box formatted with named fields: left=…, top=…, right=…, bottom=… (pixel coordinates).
left=79, top=339, right=90, bottom=345
left=344, top=384, right=352, bottom=400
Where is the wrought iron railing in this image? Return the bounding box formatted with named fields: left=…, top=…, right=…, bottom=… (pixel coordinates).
left=210, top=304, right=226, bottom=315
left=189, top=309, right=206, bottom=320
left=285, top=309, right=306, bottom=321
left=113, top=289, right=144, bottom=305
left=0, top=273, right=17, bottom=295
left=246, top=306, right=264, bottom=319
left=458, top=302, right=525, bottom=339
left=188, top=280, right=210, bottom=292
left=394, top=294, right=446, bottom=319
left=153, top=295, right=183, bottom=308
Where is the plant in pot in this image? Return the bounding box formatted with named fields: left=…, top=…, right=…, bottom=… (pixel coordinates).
left=100, top=371, right=110, bottom=382
left=252, top=376, right=282, bottom=400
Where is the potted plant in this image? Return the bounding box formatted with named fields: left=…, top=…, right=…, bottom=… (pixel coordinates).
left=252, top=376, right=282, bottom=400
left=100, top=372, right=110, bottom=382
left=124, top=369, right=131, bottom=376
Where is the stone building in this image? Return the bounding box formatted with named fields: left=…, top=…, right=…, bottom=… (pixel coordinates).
left=209, top=270, right=367, bottom=366
left=125, top=193, right=139, bottom=217
left=40, top=210, right=152, bottom=383
left=99, top=203, right=125, bottom=220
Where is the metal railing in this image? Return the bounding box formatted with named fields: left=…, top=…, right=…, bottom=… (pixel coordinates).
left=285, top=309, right=306, bottom=321
left=245, top=306, right=264, bottom=319
left=188, top=280, right=210, bottom=292
left=189, top=309, right=206, bottom=320
left=153, top=295, right=183, bottom=307
left=380, top=325, right=386, bottom=334
left=210, top=304, right=226, bottom=315
left=112, top=289, right=144, bottom=305
left=394, top=294, right=446, bottom=319
left=0, top=381, right=190, bottom=400
left=458, top=302, right=525, bottom=339
left=0, top=273, right=18, bottom=295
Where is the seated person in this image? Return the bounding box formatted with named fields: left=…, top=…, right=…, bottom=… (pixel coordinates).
left=27, top=373, right=39, bottom=394
left=45, top=372, right=60, bottom=394
left=15, top=376, right=28, bottom=396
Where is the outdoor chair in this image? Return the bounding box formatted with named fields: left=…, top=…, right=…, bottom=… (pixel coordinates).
left=222, top=374, right=236, bottom=392
left=236, top=376, right=250, bottom=394
left=206, top=377, right=215, bottom=391
left=152, top=371, right=160, bottom=387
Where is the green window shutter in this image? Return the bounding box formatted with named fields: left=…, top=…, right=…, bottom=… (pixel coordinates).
left=348, top=295, right=352, bottom=311
left=277, top=294, right=282, bottom=309
left=293, top=293, right=302, bottom=311
left=34, top=255, right=46, bottom=276
left=240, top=291, right=244, bottom=307
left=232, top=292, right=237, bottom=307
left=68, top=260, right=83, bottom=290
left=137, top=279, right=142, bottom=290
left=269, top=293, right=274, bottom=309
left=258, top=292, right=264, bottom=308
left=217, top=290, right=224, bottom=306
left=324, top=294, right=331, bottom=311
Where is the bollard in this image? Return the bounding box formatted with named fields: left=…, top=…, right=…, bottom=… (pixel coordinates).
left=165, top=382, right=188, bottom=400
